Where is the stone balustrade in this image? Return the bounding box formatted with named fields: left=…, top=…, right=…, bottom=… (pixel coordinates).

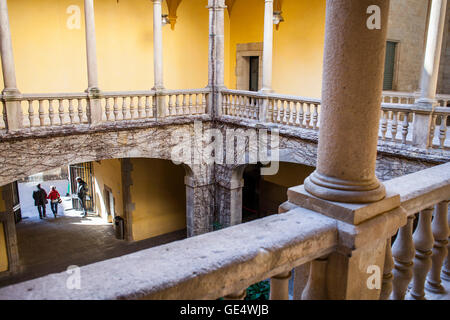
left=0, top=162, right=448, bottom=300
left=0, top=88, right=449, bottom=151
left=164, top=88, right=210, bottom=117
left=220, top=89, right=450, bottom=150
left=382, top=91, right=450, bottom=107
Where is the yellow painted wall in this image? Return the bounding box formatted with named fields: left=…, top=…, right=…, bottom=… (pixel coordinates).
left=93, top=159, right=123, bottom=222
left=228, top=0, right=326, bottom=97
left=4, top=0, right=209, bottom=93
left=130, top=158, right=186, bottom=241
left=0, top=222, right=8, bottom=272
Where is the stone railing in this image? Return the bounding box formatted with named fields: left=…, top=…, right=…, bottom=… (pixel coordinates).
left=0, top=88, right=211, bottom=132
left=18, top=92, right=90, bottom=128
left=164, top=88, right=210, bottom=117
left=220, top=89, right=450, bottom=150
left=382, top=91, right=450, bottom=107
left=0, top=162, right=448, bottom=300
left=100, top=90, right=156, bottom=122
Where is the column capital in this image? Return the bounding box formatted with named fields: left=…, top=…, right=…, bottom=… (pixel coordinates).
left=207, top=0, right=226, bottom=9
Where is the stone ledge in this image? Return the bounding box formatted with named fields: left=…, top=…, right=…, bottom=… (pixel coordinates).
left=0, top=208, right=337, bottom=300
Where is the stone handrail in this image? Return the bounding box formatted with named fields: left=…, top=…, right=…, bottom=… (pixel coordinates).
left=0, top=207, right=337, bottom=300
left=382, top=91, right=450, bottom=107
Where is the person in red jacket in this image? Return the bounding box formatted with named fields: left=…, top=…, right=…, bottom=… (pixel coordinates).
left=47, top=186, right=61, bottom=218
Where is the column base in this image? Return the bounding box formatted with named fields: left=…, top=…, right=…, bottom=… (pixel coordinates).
left=304, top=171, right=386, bottom=204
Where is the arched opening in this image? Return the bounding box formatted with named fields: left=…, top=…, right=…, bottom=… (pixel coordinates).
left=0, top=157, right=188, bottom=287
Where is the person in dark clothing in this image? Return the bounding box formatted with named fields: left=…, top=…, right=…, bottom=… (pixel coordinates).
left=76, top=177, right=88, bottom=217
left=32, top=184, right=48, bottom=219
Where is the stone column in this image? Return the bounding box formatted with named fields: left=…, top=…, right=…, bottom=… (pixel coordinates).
left=413, top=0, right=448, bottom=148
left=261, top=0, right=273, bottom=93
left=207, top=0, right=226, bottom=117
left=304, top=0, right=389, bottom=204
left=0, top=0, right=22, bottom=131
left=185, top=165, right=214, bottom=237
left=215, top=168, right=244, bottom=227
left=83, top=0, right=102, bottom=124
left=152, top=0, right=166, bottom=118
left=286, top=0, right=405, bottom=301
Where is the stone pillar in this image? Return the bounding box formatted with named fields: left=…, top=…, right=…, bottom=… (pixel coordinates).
left=0, top=0, right=22, bottom=132
left=413, top=0, right=448, bottom=148
left=304, top=0, right=389, bottom=204
left=207, top=0, right=226, bottom=117
left=83, top=0, right=102, bottom=125
left=185, top=172, right=214, bottom=237
left=152, top=0, right=166, bottom=119
left=215, top=165, right=244, bottom=228
left=286, top=0, right=406, bottom=300
left=260, top=0, right=273, bottom=93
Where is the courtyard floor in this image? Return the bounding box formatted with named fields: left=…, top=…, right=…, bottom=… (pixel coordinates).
left=0, top=180, right=186, bottom=288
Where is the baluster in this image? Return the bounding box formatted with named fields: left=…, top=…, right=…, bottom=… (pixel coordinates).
left=48, top=99, right=56, bottom=126
left=237, top=95, right=242, bottom=117
left=77, top=99, right=85, bottom=123
left=137, top=96, right=144, bottom=119
left=173, top=94, right=180, bottom=115
left=401, top=112, right=409, bottom=145
left=195, top=94, right=201, bottom=114
left=270, top=270, right=291, bottom=300
left=244, top=96, right=250, bottom=118
left=202, top=94, right=207, bottom=114
left=312, top=104, right=319, bottom=130
left=289, top=101, right=296, bottom=126
left=182, top=94, right=188, bottom=115
left=279, top=100, right=286, bottom=123
left=152, top=95, right=157, bottom=119
left=113, top=97, right=121, bottom=121
left=253, top=98, right=258, bottom=119
left=380, top=238, right=394, bottom=300
left=122, top=97, right=129, bottom=120
left=231, top=95, right=236, bottom=116
left=302, top=257, right=328, bottom=300
left=188, top=94, right=194, bottom=115
left=129, top=96, right=137, bottom=119
left=68, top=99, right=75, bottom=124
left=224, top=289, right=247, bottom=300
left=380, top=110, right=388, bottom=141
left=410, top=207, right=434, bottom=300
left=28, top=100, right=36, bottom=127
left=145, top=96, right=151, bottom=118
left=438, top=115, right=448, bottom=149
left=38, top=100, right=45, bottom=126
left=223, top=94, right=228, bottom=115
left=298, top=103, right=304, bottom=128
left=58, top=99, right=66, bottom=125
left=105, top=98, right=112, bottom=121
left=167, top=95, right=174, bottom=116
left=428, top=114, right=437, bottom=147
left=392, top=215, right=415, bottom=300
left=272, top=99, right=278, bottom=123
left=426, top=201, right=449, bottom=293
left=390, top=111, right=398, bottom=141
left=305, top=103, right=311, bottom=128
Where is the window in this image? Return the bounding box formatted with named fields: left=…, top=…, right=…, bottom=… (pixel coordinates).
left=383, top=41, right=397, bottom=91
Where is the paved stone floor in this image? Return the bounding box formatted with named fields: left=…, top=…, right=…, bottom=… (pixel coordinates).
left=0, top=180, right=186, bottom=288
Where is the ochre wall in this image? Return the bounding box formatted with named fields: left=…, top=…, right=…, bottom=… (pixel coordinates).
left=93, top=159, right=123, bottom=222
left=0, top=222, right=8, bottom=272
left=228, top=0, right=326, bottom=97
left=3, top=0, right=209, bottom=93
left=130, top=159, right=186, bottom=241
